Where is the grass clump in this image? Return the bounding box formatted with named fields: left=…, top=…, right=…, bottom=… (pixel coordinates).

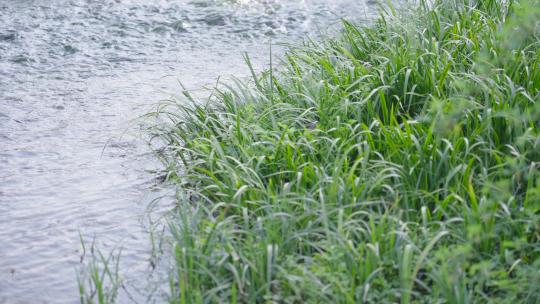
left=152, top=0, right=540, bottom=302
left=77, top=239, right=121, bottom=304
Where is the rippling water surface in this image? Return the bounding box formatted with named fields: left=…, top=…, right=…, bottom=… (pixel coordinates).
left=0, top=0, right=375, bottom=302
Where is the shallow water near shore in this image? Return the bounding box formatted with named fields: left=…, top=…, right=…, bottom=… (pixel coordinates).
left=0, top=0, right=376, bottom=302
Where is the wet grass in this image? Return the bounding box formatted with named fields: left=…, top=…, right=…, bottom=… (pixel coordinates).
left=77, top=238, right=121, bottom=304
left=146, top=0, right=540, bottom=303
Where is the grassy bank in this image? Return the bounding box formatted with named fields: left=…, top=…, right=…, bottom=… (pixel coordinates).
left=149, top=0, right=540, bottom=303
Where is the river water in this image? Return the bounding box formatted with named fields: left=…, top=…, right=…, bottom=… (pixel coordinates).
left=0, top=0, right=375, bottom=302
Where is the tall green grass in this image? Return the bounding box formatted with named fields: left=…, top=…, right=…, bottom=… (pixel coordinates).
left=150, top=0, right=540, bottom=302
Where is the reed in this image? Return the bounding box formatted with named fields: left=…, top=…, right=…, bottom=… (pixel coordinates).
left=147, top=0, right=540, bottom=302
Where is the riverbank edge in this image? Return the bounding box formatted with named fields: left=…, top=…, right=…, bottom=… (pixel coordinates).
left=84, top=0, right=539, bottom=302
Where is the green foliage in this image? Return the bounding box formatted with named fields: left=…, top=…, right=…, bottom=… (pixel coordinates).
left=77, top=238, right=121, bottom=304
left=150, top=0, right=540, bottom=302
